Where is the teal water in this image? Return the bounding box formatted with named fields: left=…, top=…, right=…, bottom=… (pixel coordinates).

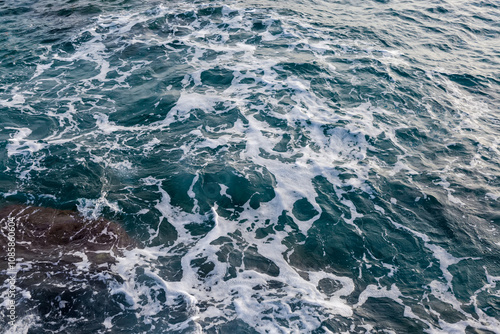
left=1, top=0, right=500, bottom=333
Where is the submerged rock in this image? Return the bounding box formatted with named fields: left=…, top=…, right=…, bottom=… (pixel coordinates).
left=0, top=204, right=135, bottom=273
left=0, top=204, right=138, bottom=331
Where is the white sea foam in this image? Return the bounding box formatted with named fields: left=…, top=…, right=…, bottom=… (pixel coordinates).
left=2, top=1, right=499, bottom=332
left=5, top=128, right=45, bottom=157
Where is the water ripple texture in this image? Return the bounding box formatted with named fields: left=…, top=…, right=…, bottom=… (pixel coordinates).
left=0, top=0, right=499, bottom=333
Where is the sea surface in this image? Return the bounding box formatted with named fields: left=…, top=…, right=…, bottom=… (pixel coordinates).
left=1, top=0, right=500, bottom=333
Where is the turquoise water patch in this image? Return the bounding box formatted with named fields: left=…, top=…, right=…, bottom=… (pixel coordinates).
left=1, top=0, right=500, bottom=333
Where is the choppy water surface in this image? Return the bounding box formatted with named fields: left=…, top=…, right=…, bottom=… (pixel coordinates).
left=1, top=0, right=500, bottom=332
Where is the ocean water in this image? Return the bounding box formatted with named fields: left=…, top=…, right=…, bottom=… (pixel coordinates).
left=1, top=0, right=499, bottom=333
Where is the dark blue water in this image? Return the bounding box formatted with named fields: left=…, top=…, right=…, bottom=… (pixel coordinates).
left=1, top=0, right=500, bottom=333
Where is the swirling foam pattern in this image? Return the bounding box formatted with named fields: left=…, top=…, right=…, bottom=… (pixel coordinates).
left=1, top=0, right=499, bottom=332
